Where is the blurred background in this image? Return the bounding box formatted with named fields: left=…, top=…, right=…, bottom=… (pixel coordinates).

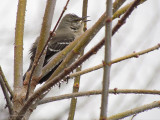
left=0, top=0, right=160, bottom=119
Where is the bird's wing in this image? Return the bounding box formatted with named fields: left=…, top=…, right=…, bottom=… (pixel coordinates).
left=44, top=34, right=75, bottom=65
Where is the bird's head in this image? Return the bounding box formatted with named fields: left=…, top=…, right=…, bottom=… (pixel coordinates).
left=57, top=14, right=89, bottom=34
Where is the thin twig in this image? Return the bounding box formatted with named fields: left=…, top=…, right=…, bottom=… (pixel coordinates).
left=38, top=89, right=160, bottom=105
left=52, top=0, right=70, bottom=33
left=111, top=44, right=160, bottom=63
left=0, top=66, right=14, bottom=98
left=0, top=75, right=13, bottom=115
left=68, top=43, right=160, bottom=79
left=112, top=0, right=142, bottom=35
left=131, top=114, right=137, bottom=120
left=108, top=100, right=160, bottom=120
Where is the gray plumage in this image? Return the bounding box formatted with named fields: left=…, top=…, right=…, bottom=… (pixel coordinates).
left=24, top=14, right=85, bottom=83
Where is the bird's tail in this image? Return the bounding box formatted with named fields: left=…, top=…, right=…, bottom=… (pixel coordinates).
left=23, top=60, right=61, bottom=84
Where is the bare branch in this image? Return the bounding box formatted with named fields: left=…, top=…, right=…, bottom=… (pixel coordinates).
left=108, top=100, right=160, bottom=120
left=52, top=0, right=70, bottom=32
left=112, top=0, right=142, bottom=35
left=100, top=0, right=112, bottom=119
left=68, top=43, right=160, bottom=79
left=14, top=0, right=26, bottom=92
left=38, top=89, right=160, bottom=105
left=0, top=66, right=13, bottom=98
left=113, top=0, right=147, bottom=19
left=111, top=44, right=160, bottom=63
left=113, top=0, right=126, bottom=13
left=0, top=74, right=13, bottom=115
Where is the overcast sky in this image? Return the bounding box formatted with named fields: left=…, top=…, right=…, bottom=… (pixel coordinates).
left=0, top=0, right=160, bottom=119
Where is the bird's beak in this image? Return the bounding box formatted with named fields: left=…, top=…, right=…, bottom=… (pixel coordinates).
left=83, top=19, right=91, bottom=22
left=74, top=16, right=90, bottom=22
left=81, top=16, right=91, bottom=22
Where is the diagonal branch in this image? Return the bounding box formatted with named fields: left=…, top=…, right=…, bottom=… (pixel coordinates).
left=108, top=100, right=160, bottom=120
left=0, top=74, right=13, bottom=115
left=0, top=66, right=14, bottom=98
left=52, top=0, right=70, bottom=32
left=112, top=0, right=142, bottom=35
left=113, top=0, right=147, bottom=19
left=113, top=0, right=126, bottom=13
left=68, top=43, right=160, bottom=79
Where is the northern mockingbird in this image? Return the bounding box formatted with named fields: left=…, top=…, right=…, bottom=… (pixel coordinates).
left=24, top=14, right=88, bottom=83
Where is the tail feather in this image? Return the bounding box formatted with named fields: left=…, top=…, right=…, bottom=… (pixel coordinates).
left=23, top=60, right=62, bottom=84
left=39, top=62, right=61, bottom=83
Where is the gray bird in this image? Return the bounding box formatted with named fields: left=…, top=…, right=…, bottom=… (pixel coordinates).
left=24, top=14, right=88, bottom=83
